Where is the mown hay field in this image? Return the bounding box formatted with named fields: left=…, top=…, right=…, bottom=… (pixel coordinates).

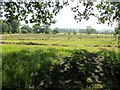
left=1, top=33, right=119, bottom=53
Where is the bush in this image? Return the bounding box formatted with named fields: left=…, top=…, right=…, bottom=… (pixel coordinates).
left=73, top=32, right=76, bottom=35
left=68, top=32, right=70, bottom=35
left=106, top=45, right=112, bottom=47
left=2, top=49, right=59, bottom=89
left=52, top=29, right=59, bottom=34
left=21, top=29, right=28, bottom=34
left=94, top=44, right=99, bottom=47
left=44, top=30, right=50, bottom=34
left=2, top=49, right=120, bottom=89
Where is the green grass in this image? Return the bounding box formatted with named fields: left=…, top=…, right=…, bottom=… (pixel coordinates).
left=2, top=47, right=120, bottom=89
left=1, top=33, right=119, bottom=53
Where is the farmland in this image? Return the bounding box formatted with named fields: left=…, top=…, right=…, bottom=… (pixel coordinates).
left=1, top=33, right=119, bottom=53
left=1, top=33, right=120, bottom=89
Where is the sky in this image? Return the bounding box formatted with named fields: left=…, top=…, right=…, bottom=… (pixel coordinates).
left=1, top=1, right=118, bottom=31
left=50, top=4, right=118, bottom=30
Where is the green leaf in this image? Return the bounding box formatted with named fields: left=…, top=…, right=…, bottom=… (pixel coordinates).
left=25, top=20, right=28, bottom=24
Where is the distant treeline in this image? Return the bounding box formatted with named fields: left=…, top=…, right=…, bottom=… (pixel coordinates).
left=0, top=19, right=113, bottom=34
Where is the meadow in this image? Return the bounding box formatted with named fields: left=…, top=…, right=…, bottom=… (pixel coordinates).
left=1, top=33, right=119, bottom=53
left=1, top=33, right=120, bottom=89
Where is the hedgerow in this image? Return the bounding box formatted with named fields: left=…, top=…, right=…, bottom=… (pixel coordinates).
left=2, top=49, right=120, bottom=89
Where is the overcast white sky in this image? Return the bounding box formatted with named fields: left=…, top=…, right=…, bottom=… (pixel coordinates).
left=2, top=1, right=118, bottom=30
left=50, top=4, right=118, bottom=30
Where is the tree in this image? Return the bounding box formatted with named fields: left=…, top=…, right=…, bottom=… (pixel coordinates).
left=40, top=25, right=51, bottom=34
left=114, top=26, right=120, bottom=35
left=114, top=23, right=120, bottom=47
left=33, top=24, right=51, bottom=34
left=2, top=1, right=120, bottom=34
left=0, top=20, right=2, bottom=34
left=0, top=19, right=20, bottom=34
left=114, top=22, right=120, bottom=35
left=92, top=28, right=97, bottom=34
left=21, top=29, right=28, bottom=34
left=3, top=1, right=62, bottom=26
left=73, top=31, right=77, bottom=35
left=21, top=25, right=33, bottom=33
left=85, top=26, right=96, bottom=34
left=0, top=20, right=12, bottom=34
left=53, top=27, right=59, bottom=34
left=1, top=21, right=10, bottom=34
left=7, top=19, right=20, bottom=33
left=71, top=2, right=120, bottom=35
left=33, top=24, right=40, bottom=33
left=44, top=27, right=51, bottom=34
left=86, top=26, right=92, bottom=34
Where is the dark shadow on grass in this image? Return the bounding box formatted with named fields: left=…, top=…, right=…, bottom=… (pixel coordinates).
left=2, top=49, right=120, bottom=90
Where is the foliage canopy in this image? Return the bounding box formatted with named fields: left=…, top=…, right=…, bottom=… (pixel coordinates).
left=1, top=1, right=120, bottom=25
left=1, top=1, right=120, bottom=35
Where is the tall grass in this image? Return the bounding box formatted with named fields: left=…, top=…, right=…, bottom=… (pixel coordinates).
left=2, top=48, right=120, bottom=89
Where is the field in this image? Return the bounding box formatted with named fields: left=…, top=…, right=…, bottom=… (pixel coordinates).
left=1, top=34, right=120, bottom=89
left=1, top=33, right=119, bottom=53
